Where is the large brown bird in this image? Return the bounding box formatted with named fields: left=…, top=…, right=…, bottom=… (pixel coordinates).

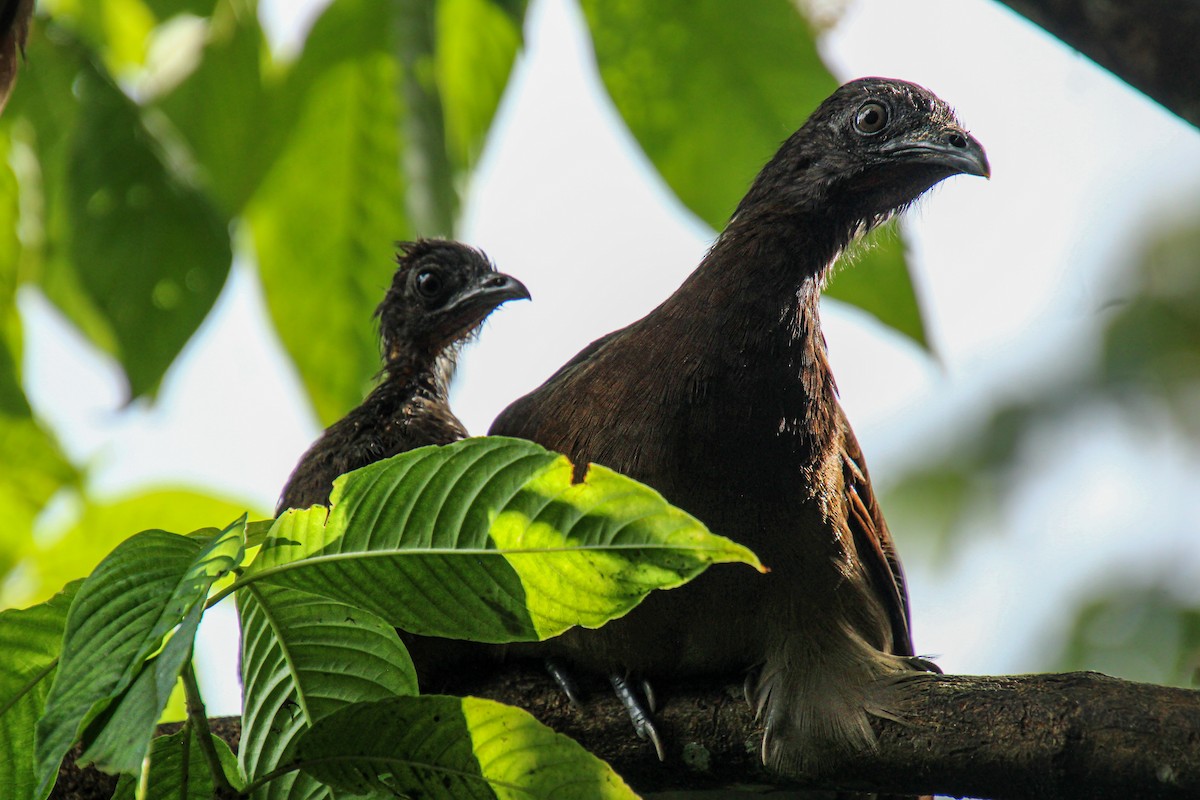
left=489, top=78, right=988, bottom=778
left=278, top=239, right=529, bottom=513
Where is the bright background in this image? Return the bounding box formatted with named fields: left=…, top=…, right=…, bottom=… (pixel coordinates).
left=19, top=0, right=1200, bottom=711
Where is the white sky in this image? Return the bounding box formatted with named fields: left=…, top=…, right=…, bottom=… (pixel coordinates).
left=19, top=0, right=1200, bottom=711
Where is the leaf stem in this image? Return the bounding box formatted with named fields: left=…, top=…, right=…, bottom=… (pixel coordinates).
left=182, top=659, right=237, bottom=796
left=396, top=0, right=457, bottom=236
left=240, top=762, right=303, bottom=796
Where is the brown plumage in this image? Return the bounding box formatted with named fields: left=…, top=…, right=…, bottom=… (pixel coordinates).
left=277, top=239, right=528, bottom=514
left=489, top=78, right=987, bottom=780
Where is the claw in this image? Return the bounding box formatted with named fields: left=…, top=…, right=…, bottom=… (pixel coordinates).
left=610, top=673, right=665, bottom=761
left=907, top=655, right=942, bottom=674
left=640, top=677, right=658, bottom=713
left=544, top=658, right=586, bottom=708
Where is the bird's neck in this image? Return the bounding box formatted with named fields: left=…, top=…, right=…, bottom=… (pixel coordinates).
left=661, top=203, right=862, bottom=466
left=367, top=350, right=455, bottom=415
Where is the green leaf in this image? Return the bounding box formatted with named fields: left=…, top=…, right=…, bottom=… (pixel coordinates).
left=65, top=57, right=232, bottom=398
left=436, top=0, right=524, bottom=174
left=581, top=0, right=928, bottom=348
left=238, top=583, right=417, bottom=800
left=154, top=0, right=278, bottom=215
left=34, top=519, right=245, bottom=791
left=75, top=600, right=205, bottom=773
left=582, top=0, right=835, bottom=228
left=4, top=489, right=256, bottom=610
left=296, top=695, right=638, bottom=799
left=111, top=726, right=242, bottom=800
left=1054, top=585, right=1200, bottom=688
left=249, top=0, right=407, bottom=425
left=0, top=582, right=80, bottom=800
left=3, top=26, right=118, bottom=355
left=38, top=0, right=157, bottom=75
left=825, top=222, right=929, bottom=348
left=249, top=437, right=762, bottom=643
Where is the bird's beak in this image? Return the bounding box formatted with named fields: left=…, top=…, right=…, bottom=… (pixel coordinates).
left=882, top=128, right=990, bottom=179
left=446, top=272, right=531, bottom=320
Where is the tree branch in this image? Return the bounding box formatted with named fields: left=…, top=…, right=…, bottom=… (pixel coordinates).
left=56, top=665, right=1200, bottom=798
left=993, top=0, right=1200, bottom=128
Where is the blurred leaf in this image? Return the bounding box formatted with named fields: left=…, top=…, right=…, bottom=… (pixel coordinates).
left=296, top=695, right=638, bottom=799
left=238, top=583, right=417, bottom=800
left=154, top=0, right=276, bottom=215
left=581, top=0, right=928, bottom=348
left=249, top=437, right=762, bottom=642
left=1054, top=582, right=1200, bottom=688
left=66, top=58, right=232, bottom=399
left=111, top=726, right=242, bottom=800
left=436, top=0, right=524, bottom=174
left=0, top=581, right=79, bottom=800
left=582, top=0, right=835, bottom=227
left=1102, top=216, right=1200, bottom=432
left=249, top=0, right=406, bottom=426
left=34, top=520, right=244, bottom=791
left=38, top=0, right=157, bottom=74
left=3, top=488, right=255, bottom=610
left=826, top=222, right=929, bottom=348
left=3, top=26, right=120, bottom=355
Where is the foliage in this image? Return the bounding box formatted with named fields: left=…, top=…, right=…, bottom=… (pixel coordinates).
left=0, top=437, right=761, bottom=798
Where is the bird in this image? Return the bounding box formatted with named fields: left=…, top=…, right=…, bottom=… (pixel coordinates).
left=489, top=77, right=988, bottom=780
left=277, top=239, right=529, bottom=514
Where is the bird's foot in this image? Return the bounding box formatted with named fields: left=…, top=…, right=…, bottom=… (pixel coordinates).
left=544, top=657, right=585, bottom=708
left=609, top=673, right=665, bottom=761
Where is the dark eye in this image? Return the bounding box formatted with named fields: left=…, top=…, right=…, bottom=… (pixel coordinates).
left=854, top=101, right=888, bottom=134
left=415, top=270, right=444, bottom=299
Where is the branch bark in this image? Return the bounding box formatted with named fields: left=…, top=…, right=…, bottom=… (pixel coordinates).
left=993, top=0, right=1200, bottom=128
left=57, top=665, right=1200, bottom=799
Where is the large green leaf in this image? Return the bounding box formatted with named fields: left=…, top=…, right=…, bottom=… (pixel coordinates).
left=2, top=25, right=117, bottom=355
left=65, top=58, right=232, bottom=399
left=436, top=0, right=524, bottom=174
left=581, top=0, right=834, bottom=228
left=111, top=726, right=242, bottom=800
left=248, top=437, right=762, bottom=643
left=0, top=123, right=77, bottom=595
left=295, top=695, right=637, bottom=799
left=154, top=0, right=276, bottom=216
left=3, top=488, right=257, bottom=610
left=34, top=519, right=245, bottom=792
left=0, top=582, right=79, bottom=800
left=580, top=0, right=927, bottom=348
left=238, top=583, right=417, bottom=800
left=249, top=0, right=406, bottom=426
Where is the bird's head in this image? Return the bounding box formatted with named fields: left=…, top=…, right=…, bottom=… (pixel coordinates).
left=378, top=239, right=530, bottom=364
left=737, top=77, right=989, bottom=231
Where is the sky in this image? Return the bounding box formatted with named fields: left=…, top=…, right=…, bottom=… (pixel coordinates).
left=20, top=0, right=1200, bottom=712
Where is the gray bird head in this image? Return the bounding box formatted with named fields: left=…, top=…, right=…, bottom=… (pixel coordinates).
left=378, top=239, right=530, bottom=364
left=736, top=77, right=989, bottom=231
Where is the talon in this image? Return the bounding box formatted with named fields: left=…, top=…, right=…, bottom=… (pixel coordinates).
left=907, top=655, right=942, bottom=674
left=640, top=677, right=658, bottom=713
left=609, top=673, right=666, bottom=761
left=545, top=658, right=586, bottom=708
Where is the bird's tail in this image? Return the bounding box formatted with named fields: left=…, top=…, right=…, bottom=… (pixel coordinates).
left=749, top=627, right=932, bottom=796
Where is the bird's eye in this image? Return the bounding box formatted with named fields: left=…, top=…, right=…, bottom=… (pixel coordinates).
left=415, top=270, right=444, bottom=299
left=854, top=101, right=888, bottom=134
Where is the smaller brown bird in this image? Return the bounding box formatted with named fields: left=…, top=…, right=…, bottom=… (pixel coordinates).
left=276, top=239, right=529, bottom=514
